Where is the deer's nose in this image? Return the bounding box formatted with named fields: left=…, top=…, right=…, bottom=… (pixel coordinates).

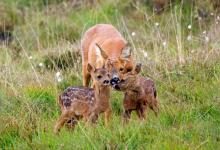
left=110, top=77, right=120, bottom=85
left=103, top=80, right=110, bottom=85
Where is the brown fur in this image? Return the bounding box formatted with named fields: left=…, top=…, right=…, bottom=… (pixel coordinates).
left=115, top=64, right=159, bottom=123
left=54, top=65, right=111, bottom=134
left=81, top=24, right=134, bottom=87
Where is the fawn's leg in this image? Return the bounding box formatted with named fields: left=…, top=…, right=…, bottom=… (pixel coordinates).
left=65, top=117, right=77, bottom=130
left=123, top=109, right=132, bottom=124
left=54, top=110, right=75, bottom=134
left=82, top=63, right=91, bottom=87
left=149, top=96, right=159, bottom=117
left=104, top=108, right=112, bottom=127
left=136, top=103, right=147, bottom=121
left=88, top=107, right=101, bottom=124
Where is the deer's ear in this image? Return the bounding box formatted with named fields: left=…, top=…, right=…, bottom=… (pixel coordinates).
left=120, top=43, right=132, bottom=59
left=87, top=63, right=94, bottom=73
left=134, top=63, right=142, bottom=74
left=95, top=43, right=108, bottom=60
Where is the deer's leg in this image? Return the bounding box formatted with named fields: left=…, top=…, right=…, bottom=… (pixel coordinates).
left=54, top=110, right=75, bottom=134
left=104, top=107, right=112, bottom=127
left=82, top=63, right=91, bottom=87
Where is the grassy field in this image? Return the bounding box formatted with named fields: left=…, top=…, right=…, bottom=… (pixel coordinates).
left=0, top=0, right=220, bottom=149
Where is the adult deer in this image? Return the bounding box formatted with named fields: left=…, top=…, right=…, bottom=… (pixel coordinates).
left=81, top=24, right=134, bottom=87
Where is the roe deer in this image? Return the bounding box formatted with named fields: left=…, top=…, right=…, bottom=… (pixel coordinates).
left=54, top=64, right=111, bottom=134
left=81, top=24, right=134, bottom=87
left=114, top=64, right=159, bottom=123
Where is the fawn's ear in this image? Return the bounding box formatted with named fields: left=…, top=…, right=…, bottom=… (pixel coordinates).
left=134, top=63, right=142, bottom=74
left=95, top=43, right=108, bottom=60
left=87, top=63, right=95, bottom=73
left=120, top=43, right=132, bottom=60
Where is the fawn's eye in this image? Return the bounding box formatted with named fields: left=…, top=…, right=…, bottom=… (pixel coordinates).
left=119, top=68, right=124, bottom=72
left=97, top=75, right=102, bottom=79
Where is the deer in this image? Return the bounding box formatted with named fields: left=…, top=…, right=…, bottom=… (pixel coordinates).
left=114, top=63, right=159, bottom=123
left=53, top=64, right=111, bottom=134
left=81, top=24, right=134, bottom=88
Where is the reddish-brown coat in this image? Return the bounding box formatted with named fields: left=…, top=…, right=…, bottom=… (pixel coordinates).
left=115, top=64, right=159, bottom=122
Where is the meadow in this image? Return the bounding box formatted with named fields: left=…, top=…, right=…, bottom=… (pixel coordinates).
left=0, top=0, right=220, bottom=149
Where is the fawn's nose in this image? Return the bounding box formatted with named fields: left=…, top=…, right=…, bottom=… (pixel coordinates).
left=113, top=84, right=120, bottom=90
left=103, top=80, right=110, bottom=85
left=110, top=77, right=120, bottom=85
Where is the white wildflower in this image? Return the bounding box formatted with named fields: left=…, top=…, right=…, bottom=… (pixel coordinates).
left=210, top=12, right=214, bottom=16
left=55, top=71, right=63, bottom=82
left=57, top=77, right=63, bottom=82
left=162, top=41, right=167, bottom=47
left=217, top=16, right=220, bottom=21
left=29, top=56, right=33, bottom=60
left=55, top=71, right=61, bottom=78
left=143, top=51, right=148, bottom=58
left=187, top=24, right=192, bottom=29
left=39, top=63, right=43, bottom=67
left=187, top=35, right=192, bottom=41
left=202, top=30, right=206, bottom=34
left=155, top=22, right=159, bottom=27
left=131, top=32, right=136, bottom=36
left=205, top=36, right=209, bottom=42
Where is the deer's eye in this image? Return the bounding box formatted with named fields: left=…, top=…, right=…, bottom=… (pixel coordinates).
left=97, top=75, right=102, bottom=79
left=119, top=68, right=124, bottom=72
left=120, top=79, right=125, bottom=83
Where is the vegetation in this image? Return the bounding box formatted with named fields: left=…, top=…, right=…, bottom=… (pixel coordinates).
left=0, top=0, right=220, bottom=149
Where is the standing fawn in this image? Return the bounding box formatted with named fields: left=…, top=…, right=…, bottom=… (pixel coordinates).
left=114, top=64, right=159, bottom=123
left=54, top=64, right=111, bottom=134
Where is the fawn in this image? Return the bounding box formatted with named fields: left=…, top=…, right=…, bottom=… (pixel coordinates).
left=53, top=64, right=111, bottom=134
left=114, top=63, right=159, bottom=123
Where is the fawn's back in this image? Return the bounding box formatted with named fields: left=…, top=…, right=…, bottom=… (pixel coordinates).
left=59, top=87, right=95, bottom=115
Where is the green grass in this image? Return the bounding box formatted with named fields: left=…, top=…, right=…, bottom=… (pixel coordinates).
left=0, top=0, right=220, bottom=149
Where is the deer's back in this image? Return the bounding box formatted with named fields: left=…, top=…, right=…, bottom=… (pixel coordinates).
left=81, top=24, right=127, bottom=65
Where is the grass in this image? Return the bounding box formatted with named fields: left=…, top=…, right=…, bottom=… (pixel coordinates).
left=0, top=0, right=220, bottom=149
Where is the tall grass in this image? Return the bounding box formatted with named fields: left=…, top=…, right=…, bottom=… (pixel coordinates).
left=0, top=0, right=220, bottom=149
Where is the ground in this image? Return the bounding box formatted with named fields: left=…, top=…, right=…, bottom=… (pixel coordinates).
left=0, top=0, right=220, bottom=149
